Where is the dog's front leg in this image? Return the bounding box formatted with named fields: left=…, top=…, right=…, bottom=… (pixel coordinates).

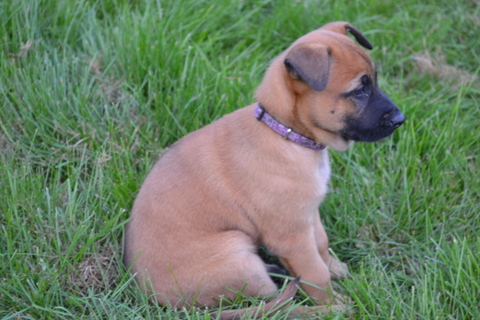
left=266, top=227, right=341, bottom=305
left=313, top=212, right=349, bottom=280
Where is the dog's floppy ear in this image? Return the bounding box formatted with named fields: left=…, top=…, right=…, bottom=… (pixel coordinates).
left=321, top=21, right=373, bottom=50
left=284, top=43, right=331, bottom=91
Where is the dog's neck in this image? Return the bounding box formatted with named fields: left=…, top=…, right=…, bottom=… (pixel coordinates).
left=255, top=104, right=326, bottom=151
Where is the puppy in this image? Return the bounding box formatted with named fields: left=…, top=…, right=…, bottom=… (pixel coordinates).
left=124, top=21, right=404, bottom=318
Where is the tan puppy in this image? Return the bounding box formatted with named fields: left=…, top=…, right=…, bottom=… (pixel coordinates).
left=124, top=21, right=404, bottom=318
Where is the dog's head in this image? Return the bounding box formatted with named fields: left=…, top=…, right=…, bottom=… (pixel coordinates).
left=256, top=21, right=405, bottom=151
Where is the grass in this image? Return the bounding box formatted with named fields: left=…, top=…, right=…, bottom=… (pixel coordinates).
left=0, top=0, right=478, bottom=319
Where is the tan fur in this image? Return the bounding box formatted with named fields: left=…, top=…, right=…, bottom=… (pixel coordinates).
left=124, top=21, right=400, bottom=318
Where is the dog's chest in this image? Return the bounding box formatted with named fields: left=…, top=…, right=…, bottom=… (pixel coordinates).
left=291, top=145, right=331, bottom=202
left=312, top=150, right=331, bottom=199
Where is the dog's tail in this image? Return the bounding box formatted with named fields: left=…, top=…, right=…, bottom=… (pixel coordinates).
left=213, top=277, right=300, bottom=320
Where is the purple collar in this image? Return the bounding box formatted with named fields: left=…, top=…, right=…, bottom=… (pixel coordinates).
left=254, top=104, right=326, bottom=150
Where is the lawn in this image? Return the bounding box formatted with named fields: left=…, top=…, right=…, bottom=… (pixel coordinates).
left=1, top=0, right=478, bottom=319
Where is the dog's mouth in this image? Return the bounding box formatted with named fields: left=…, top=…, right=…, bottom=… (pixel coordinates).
left=341, top=127, right=396, bottom=142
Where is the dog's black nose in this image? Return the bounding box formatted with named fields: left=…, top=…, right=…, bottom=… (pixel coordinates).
left=384, top=110, right=405, bottom=128
left=390, top=112, right=405, bottom=128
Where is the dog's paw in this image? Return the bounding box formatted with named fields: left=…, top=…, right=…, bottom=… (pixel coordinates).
left=328, top=259, right=349, bottom=280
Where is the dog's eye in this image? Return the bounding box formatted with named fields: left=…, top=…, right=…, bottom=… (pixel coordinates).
left=353, top=86, right=366, bottom=97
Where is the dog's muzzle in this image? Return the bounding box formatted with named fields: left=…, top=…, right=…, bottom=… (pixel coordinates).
left=341, top=88, right=405, bottom=142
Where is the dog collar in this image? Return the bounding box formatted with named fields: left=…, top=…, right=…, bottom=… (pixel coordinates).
left=254, top=104, right=326, bottom=150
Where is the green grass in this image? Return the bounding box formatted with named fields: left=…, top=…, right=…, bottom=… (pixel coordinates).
left=1, top=0, right=479, bottom=319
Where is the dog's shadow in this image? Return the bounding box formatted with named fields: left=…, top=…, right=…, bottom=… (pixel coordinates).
left=259, top=246, right=290, bottom=285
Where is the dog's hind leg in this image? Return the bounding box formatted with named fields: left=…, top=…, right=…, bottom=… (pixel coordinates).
left=169, top=230, right=279, bottom=307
